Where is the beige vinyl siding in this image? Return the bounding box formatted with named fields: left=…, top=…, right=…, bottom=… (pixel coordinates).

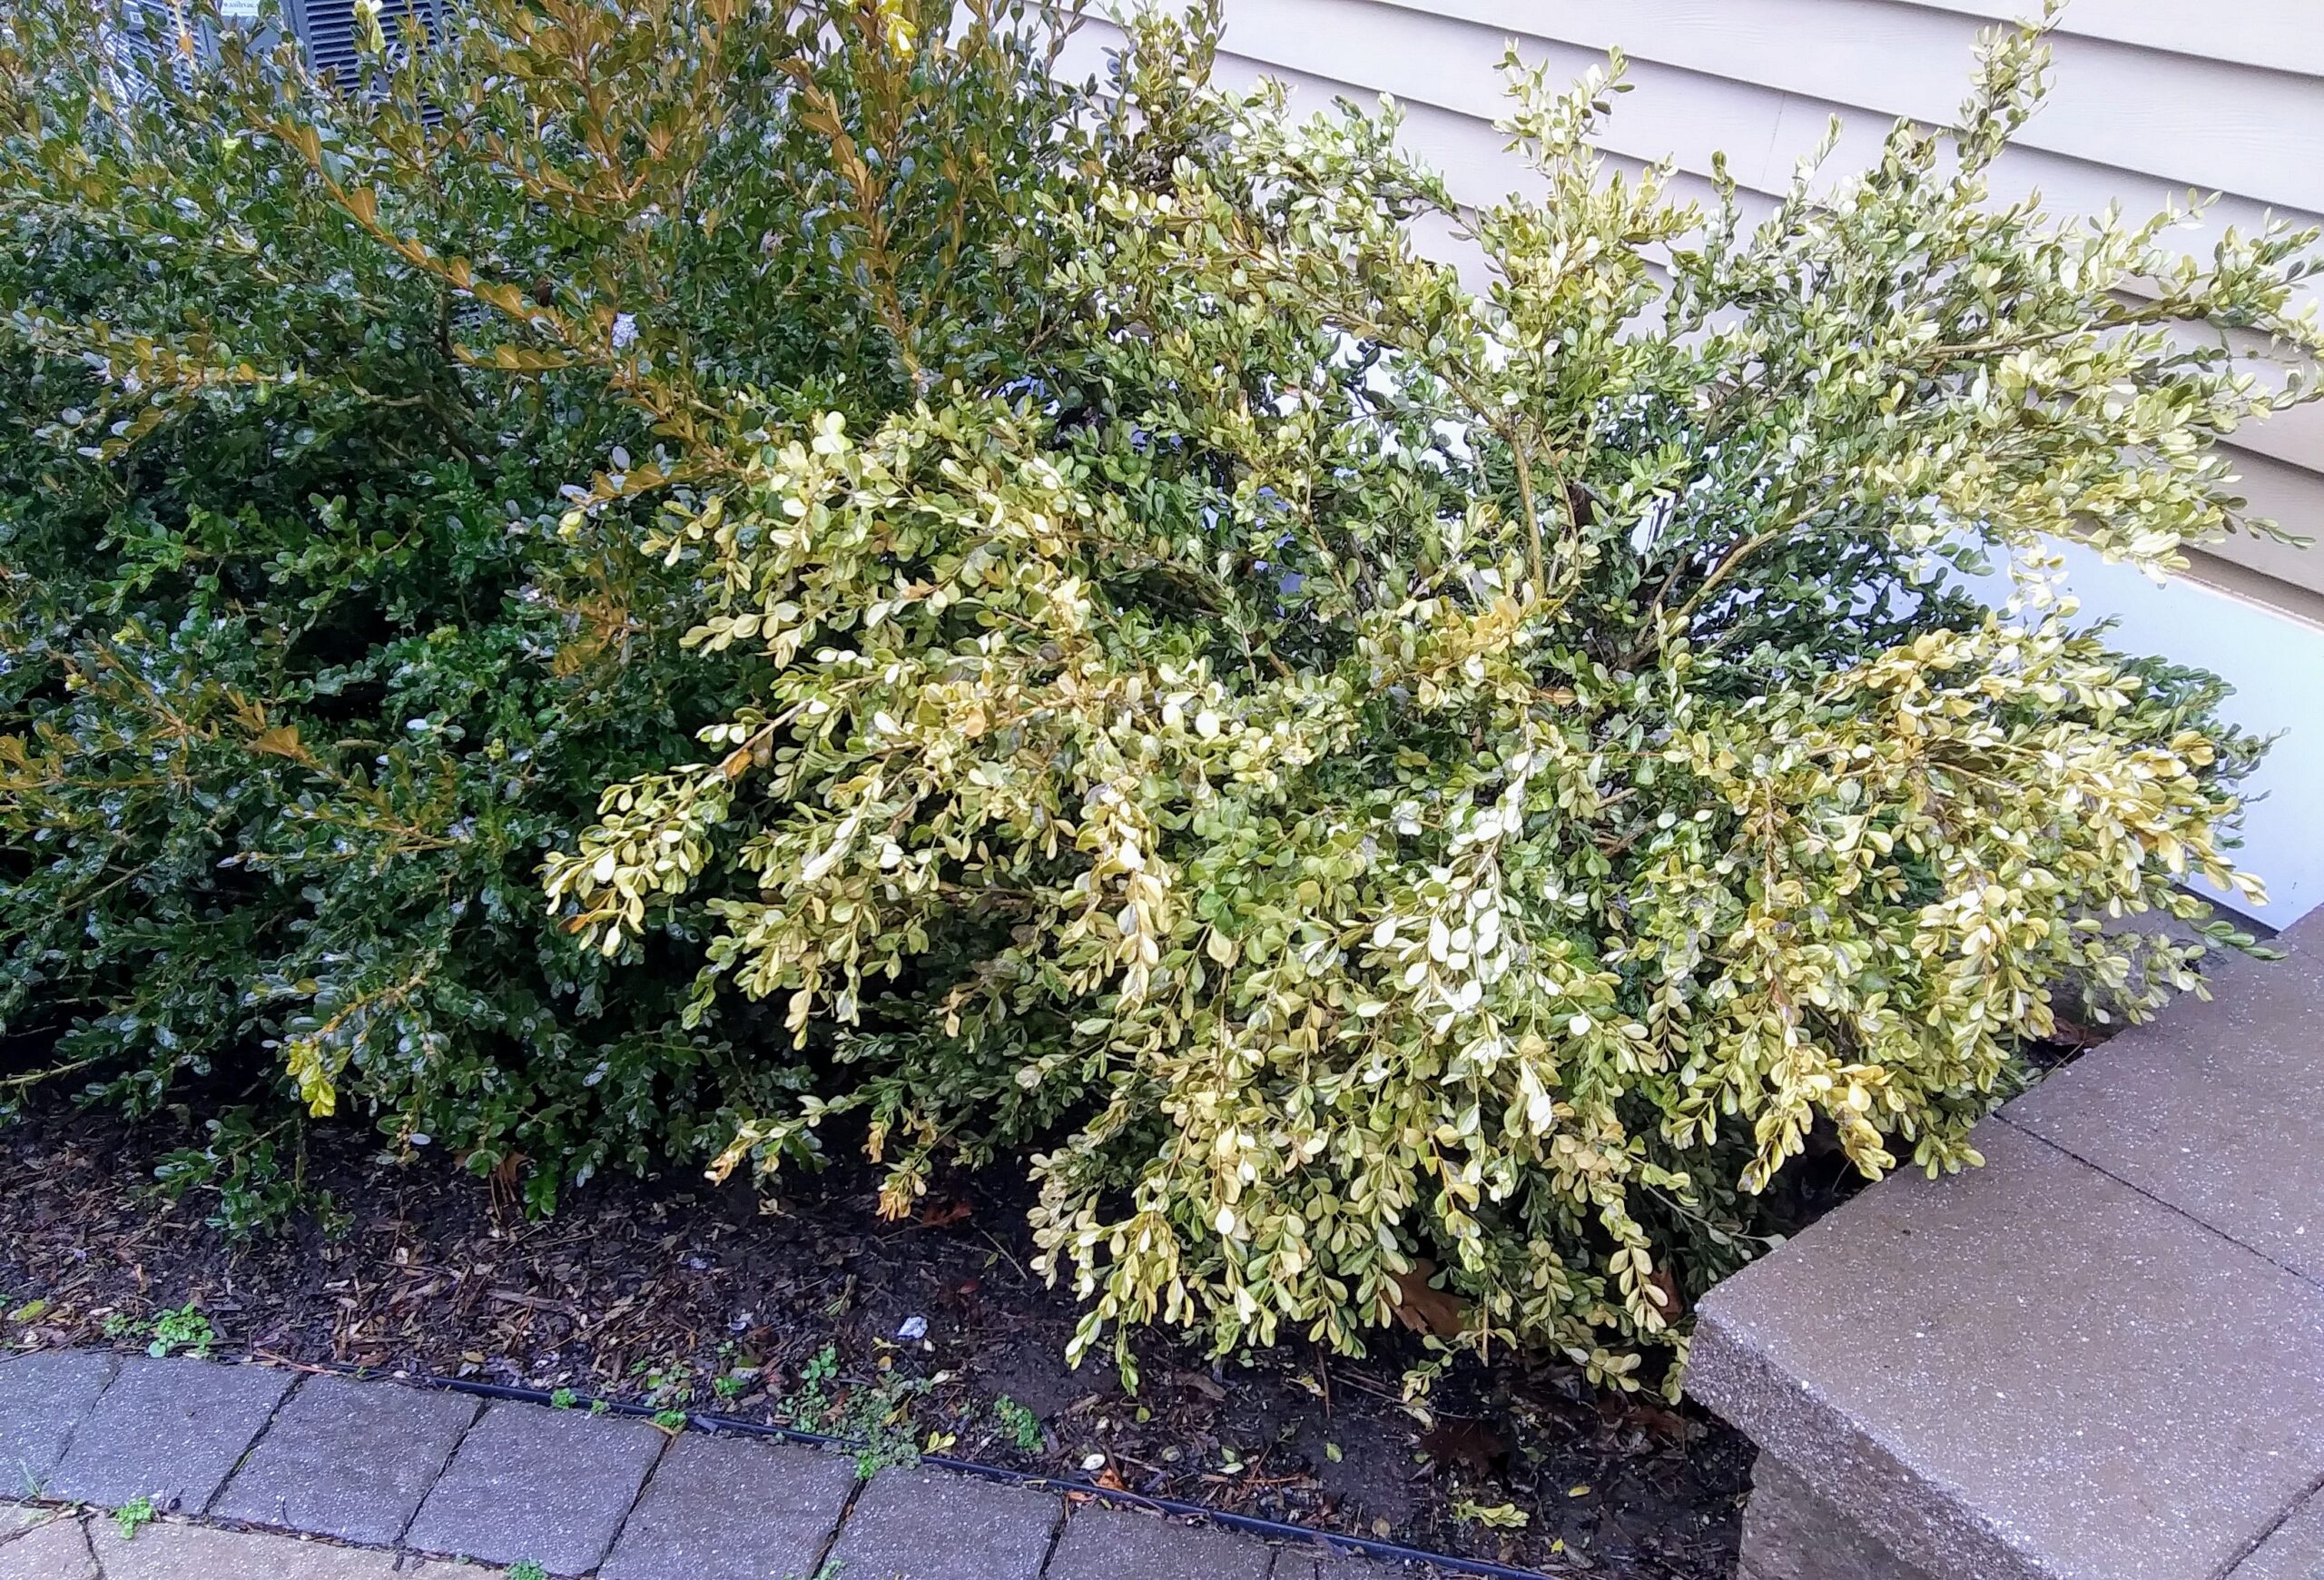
left=1057, top=0, right=2324, bottom=617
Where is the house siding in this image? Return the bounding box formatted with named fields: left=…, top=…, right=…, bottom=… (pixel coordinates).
left=1060, top=0, right=2324, bottom=610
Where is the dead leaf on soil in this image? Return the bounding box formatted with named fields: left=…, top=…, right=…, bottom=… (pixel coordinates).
left=1172, top=1369, right=1227, bottom=1402
left=1625, top=1399, right=1700, bottom=1443
left=1386, top=1259, right=1468, bottom=1338
left=1420, top=1417, right=1506, bottom=1474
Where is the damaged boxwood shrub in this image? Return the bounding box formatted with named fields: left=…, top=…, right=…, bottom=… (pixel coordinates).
left=548, top=15, right=2320, bottom=1388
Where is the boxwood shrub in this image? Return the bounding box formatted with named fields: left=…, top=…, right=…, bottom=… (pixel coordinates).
left=0, top=0, right=1107, bottom=1213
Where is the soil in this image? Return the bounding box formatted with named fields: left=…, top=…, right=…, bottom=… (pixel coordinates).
left=0, top=1101, right=1756, bottom=1578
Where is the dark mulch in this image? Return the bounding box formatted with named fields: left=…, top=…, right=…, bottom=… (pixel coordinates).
left=0, top=1101, right=1753, bottom=1578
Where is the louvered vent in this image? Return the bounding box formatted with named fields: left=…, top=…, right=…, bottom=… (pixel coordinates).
left=283, top=0, right=441, bottom=91
left=101, top=0, right=275, bottom=97
left=282, top=0, right=356, bottom=85
left=107, top=0, right=201, bottom=97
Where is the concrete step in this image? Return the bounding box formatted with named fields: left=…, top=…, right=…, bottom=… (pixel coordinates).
left=1687, top=910, right=2324, bottom=1580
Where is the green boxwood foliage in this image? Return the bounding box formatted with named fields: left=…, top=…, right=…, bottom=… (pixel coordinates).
left=0, top=0, right=1107, bottom=1216
left=546, top=17, right=2319, bottom=1387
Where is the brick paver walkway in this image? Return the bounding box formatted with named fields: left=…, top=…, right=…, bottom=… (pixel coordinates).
left=0, top=1352, right=1427, bottom=1579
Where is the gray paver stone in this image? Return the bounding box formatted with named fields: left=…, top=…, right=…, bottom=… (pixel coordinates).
left=2006, top=925, right=2324, bottom=1280
left=0, top=1351, right=118, bottom=1494
left=45, top=1358, right=291, bottom=1512
left=822, top=1465, right=1058, bottom=1580
left=0, top=1515, right=94, bottom=1580
left=600, top=1431, right=856, bottom=1580
left=402, top=1400, right=664, bottom=1575
left=1045, top=1505, right=1273, bottom=1580
left=212, top=1372, right=479, bottom=1545
left=1687, top=1120, right=2324, bottom=1580
left=89, top=1517, right=404, bottom=1579
left=2231, top=1490, right=2324, bottom=1580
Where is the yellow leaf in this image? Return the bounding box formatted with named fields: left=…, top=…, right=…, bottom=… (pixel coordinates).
left=249, top=724, right=310, bottom=762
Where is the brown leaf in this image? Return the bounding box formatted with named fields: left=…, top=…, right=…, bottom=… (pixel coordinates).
left=1622, top=1400, right=1699, bottom=1443
left=1171, top=1369, right=1227, bottom=1402
left=1387, top=1259, right=1468, bottom=1338
left=913, top=1198, right=972, bottom=1228
left=2050, top=1015, right=2102, bottom=1049
left=1420, top=1417, right=1506, bottom=1474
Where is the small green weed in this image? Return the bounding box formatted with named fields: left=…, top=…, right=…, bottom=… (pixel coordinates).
left=549, top=1387, right=577, bottom=1410
left=775, top=1345, right=924, bottom=1476
left=145, top=1303, right=213, bottom=1359
left=629, top=1355, right=695, bottom=1411
left=993, top=1396, right=1041, bottom=1454
left=836, top=1369, right=930, bottom=1477
left=781, top=1345, right=840, bottom=1426
left=113, top=1496, right=156, bottom=1540
left=507, top=1563, right=548, bottom=1580
left=653, top=1408, right=688, bottom=1434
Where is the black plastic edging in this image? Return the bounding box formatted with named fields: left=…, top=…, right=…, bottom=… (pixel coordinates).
left=314, top=1360, right=1559, bottom=1580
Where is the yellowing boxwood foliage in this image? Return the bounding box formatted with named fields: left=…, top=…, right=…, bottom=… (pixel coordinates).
left=547, top=12, right=2320, bottom=1388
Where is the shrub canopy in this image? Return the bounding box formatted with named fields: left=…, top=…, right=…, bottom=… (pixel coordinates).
left=0, top=0, right=1105, bottom=1213
left=6, top=0, right=2322, bottom=1386
left=546, top=18, right=2322, bottom=1384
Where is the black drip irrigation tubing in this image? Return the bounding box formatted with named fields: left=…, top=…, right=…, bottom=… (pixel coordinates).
left=306, top=1358, right=1562, bottom=1580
